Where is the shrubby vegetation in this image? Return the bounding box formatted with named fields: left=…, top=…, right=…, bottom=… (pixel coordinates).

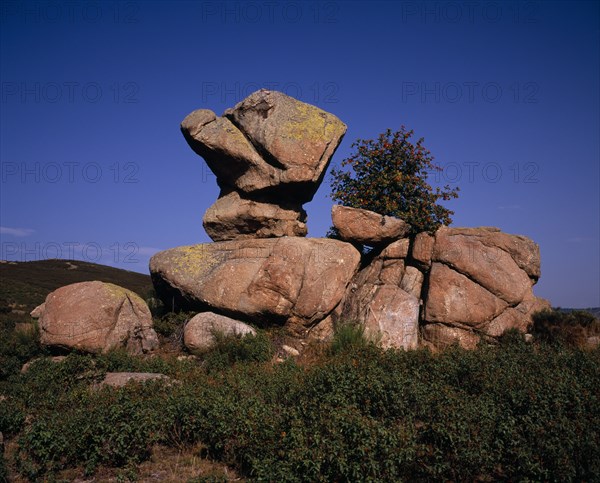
left=532, top=308, right=600, bottom=347
left=1, top=320, right=599, bottom=482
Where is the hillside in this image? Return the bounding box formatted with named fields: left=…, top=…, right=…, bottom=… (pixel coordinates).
left=0, top=259, right=152, bottom=313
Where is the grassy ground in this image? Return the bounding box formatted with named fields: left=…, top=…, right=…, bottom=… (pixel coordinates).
left=1, top=260, right=599, bottom=482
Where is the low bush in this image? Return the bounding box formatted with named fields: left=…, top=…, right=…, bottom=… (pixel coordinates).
left=531, top=308, right=600, bottom=347
left=329, top=320, right=374, bottom=355
left=153, top=310, right=195, bottom=340
left=203, top=330, right=274, bottom=372
left=6, top=335, right=599, bottom=481
left=0, top=320, right=46, bottom=380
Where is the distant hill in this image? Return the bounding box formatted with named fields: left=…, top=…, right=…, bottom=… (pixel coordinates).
left=0, top=259, right=152, bottom=312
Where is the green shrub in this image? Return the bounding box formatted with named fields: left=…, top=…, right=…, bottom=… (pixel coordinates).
left=153, top=311, right=195, bottom=339
left=203, top=331, right=274, bottom=372
left=531, top=308, right=600, bottom=347
left=0, top=397, right=25, bottom=436
left=0, top=321, right=46, bottom=380
left=329, top=127, right=460, bottom=234
left=0, top=451, right=7, bottom=483
left=329, top=321, right=374, bottom=355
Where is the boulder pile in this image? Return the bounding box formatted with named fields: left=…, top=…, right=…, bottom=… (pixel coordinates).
left=148, top=89, right=550, bottom=352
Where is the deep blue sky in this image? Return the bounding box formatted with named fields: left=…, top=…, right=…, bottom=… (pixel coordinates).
left=1, top=0, right=598, bottom=308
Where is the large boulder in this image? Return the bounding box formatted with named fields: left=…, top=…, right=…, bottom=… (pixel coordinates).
left=37, top=281, right=159, bottom=354
left=150, top=238, right=361, bottom=330
left=203, top=190, right=307, bottom=241
left=182, top=89, right=347, bottom=203
left=424, top=262, right=508, bottom=326
left=419, top=226, right=545, bottom=348
left=184, top=311, right=256, bottom=353
left=331, top=205, right=410, bottom=246
left=432, top=226, right=535, bottom=304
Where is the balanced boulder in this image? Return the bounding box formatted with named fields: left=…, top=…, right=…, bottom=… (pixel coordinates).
left=181, top=89, right=347, bottom=241
left=36, top=281, right=159, bottom=354
left=223, top=89, right=347, bottom=200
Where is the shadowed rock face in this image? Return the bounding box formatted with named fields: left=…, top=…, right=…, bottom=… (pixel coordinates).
left=36, top=281, right=159, bottom=354
left=181, top=89, right=347, bottom=241
left=203, top=191, right=307, bottom=241
left=338, top=235, right=420, bottom=350
left=150, top=237, right=361, bottom=331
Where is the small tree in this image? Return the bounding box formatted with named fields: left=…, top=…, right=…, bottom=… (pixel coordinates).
left=329, top=127, right=459, bottom=234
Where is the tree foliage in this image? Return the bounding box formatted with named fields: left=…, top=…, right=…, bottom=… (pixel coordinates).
left=329, top=127, right=460, bottom=234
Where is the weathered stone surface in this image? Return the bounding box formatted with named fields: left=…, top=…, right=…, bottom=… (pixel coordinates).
left=433, top=226, right=534, bottom=305
left=381, top=238, right=410, bottom=259
left=224, top=89, right=347, bottom=199
left=30, top=303, right=45, bottom=318
left=514, top=292, right=552, bottom=317
left=342, top=284, right=419, bottom=350
left=307, top=314, right=335, bottom=342
left=203, top=190, right=307, bottom=241
left=38, top=281, right=159, bottom=354
left=184, top=311, right=256, bottom=353
left=181, top=110, right=281, bottom=194
left=182, top=89, right=347, bottom=212
left=97, top=372, right=171, bottom=388
left=332, top=205, right=410, bottom=246
left=400, top=266, right=424, bottom=299
left=424, top=263, right=508, bottom=326
left=411, top=232, right=435, bottom=269
left=379, top=259, right=406, bottom=286
left=282, top=344, right=300, bottom=357
left=421, top=324, right=480, bottom=350
left=150, top=238, right=361, bottom=328
left=484, top=308, right=529, bottom=337
left=484, top=293, right=551, bottom=337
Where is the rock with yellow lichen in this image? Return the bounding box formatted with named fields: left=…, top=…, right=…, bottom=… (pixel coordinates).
left=149, top=237, right=361, bottom=333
